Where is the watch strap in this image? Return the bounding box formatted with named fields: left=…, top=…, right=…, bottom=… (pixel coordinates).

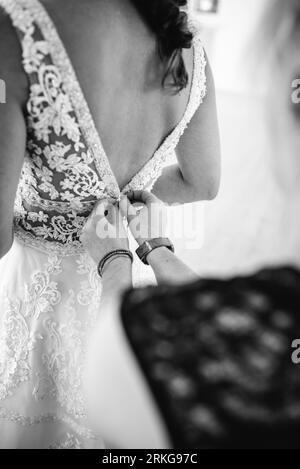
left=136, top=238, right=175, bottom=265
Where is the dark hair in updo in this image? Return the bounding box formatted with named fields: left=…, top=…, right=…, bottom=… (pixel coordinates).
left=131, top=0, right=194, bottom=93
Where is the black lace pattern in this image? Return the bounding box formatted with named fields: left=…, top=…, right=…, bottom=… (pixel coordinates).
left=121, top=267, right=300, bottom=449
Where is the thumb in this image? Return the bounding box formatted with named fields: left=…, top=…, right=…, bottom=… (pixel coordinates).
left=94, top=199, right=110, bottom=218
left=119, top=196, right=138, bottom=225
left=106, top=204, right=118, bottom=225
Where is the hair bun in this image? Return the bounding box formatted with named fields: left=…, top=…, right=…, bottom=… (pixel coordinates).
left=131, top=0, right=194, bottom=93
left=157, top=0, right=193, bottom=55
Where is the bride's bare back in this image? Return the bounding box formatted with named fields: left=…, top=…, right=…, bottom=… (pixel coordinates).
left=43, top=0, right=195, bottom=188
left=0, top=0, right=220, bottom=258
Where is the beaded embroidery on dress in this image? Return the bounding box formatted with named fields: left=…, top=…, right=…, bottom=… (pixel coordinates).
left=0, top=0, right=207, bottom=448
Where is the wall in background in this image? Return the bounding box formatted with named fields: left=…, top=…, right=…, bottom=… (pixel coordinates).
left=174, top=0, right=300, bottom=278
left=191, top=0, right=271, bottom=95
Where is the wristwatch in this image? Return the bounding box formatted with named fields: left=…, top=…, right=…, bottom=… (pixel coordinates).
left=136, top=238, right=175, bottom=265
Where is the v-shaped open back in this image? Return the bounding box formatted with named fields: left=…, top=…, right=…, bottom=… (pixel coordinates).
left=29, top=0, right=207, bottom=193
left=0, top=0, right=207, bottom=256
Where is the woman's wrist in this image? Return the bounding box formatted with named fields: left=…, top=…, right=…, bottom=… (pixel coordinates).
left=100, top=255, right=133, bottom=311
left=101, top=255, right=133, bottom=278
left=136, top=238, right=174, bottom=265
left=146, top=246, right=172, bottom=266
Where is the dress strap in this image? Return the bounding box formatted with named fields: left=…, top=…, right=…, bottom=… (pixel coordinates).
left=184, top=25, right=207, bottom=128
left=0, top=0, right=120, bottom=198
left=0, top=0, right=51, bottom=88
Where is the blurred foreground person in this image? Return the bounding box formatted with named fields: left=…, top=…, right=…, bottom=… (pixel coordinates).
left=82, top=0, right=300, bottom=449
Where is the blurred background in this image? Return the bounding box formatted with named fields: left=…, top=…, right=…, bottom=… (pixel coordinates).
left=171, top=0, right=300, bottom=278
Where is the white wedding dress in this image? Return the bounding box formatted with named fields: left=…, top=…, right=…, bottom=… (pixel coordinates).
left=0, top=0, right=207, bottom=449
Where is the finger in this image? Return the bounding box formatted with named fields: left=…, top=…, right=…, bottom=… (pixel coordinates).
left=127, top=190, right=159, bottom=207
left=120, top=196, right=138, bottom=224
left=105, top=204, right=117, bottom=225
left=86, top=202, right=108, bottom=233
left=119, top=196, right=130, bottom=218
left=94, top=199, right=110, bottom=218
left=84, top=201, right=115, bottom=237
left=84, top=200, right=108, bottom=230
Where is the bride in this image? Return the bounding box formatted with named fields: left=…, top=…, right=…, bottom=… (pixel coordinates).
left=0, top=0, right=220, bottom=448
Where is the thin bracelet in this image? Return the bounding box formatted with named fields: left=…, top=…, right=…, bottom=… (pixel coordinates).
left=97, top=249, right=133, bottom=278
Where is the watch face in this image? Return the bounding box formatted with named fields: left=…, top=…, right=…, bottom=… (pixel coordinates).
left=136, top=238, right=174, bottom=265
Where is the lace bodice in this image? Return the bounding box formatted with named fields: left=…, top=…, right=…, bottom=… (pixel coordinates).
left=0, top=0, right=207, bottom=257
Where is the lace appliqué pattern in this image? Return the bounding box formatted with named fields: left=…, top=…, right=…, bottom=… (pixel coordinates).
left=0, top=253, right=100, bottom=419
left=0, top=256, right=62, bottom=401
left=49, top=433, right=82, bottom=449
left=0, top=406, right=98, bottom=440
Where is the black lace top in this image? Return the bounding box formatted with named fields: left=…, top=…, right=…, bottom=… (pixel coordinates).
left=121, top=267, right=300, bottom=449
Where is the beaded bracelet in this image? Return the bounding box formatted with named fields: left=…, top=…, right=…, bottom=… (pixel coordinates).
left=97, top=249, right=134, bottom=277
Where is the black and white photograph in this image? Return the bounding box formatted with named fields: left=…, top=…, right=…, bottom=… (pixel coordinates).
left=0, top=0, right=300, bottom=451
